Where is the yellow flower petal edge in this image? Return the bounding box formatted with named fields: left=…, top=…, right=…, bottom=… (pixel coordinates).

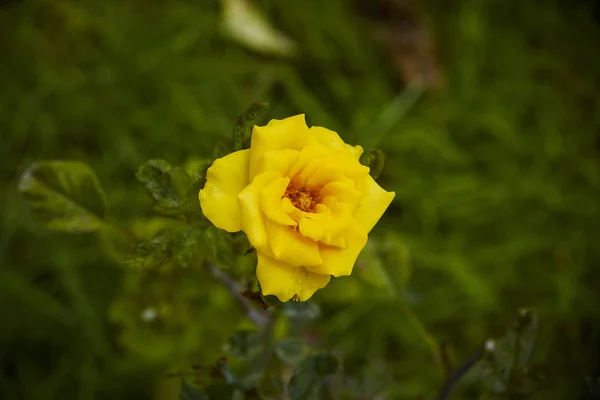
left=237, top=171, right=279, bottom=257
left=307, top=221, right=368, bottom=277
left=352, top=175, right=396, bottom=234
left=199, top=114, right=396, bottom=301
left=249, top=114, right=311, bottom=180
left=309, top=126, right=363, bottom=159
left=256, top=253, right=330, bottom=301
left=264, top=219, right=322, bottom=267
left=199, top=149, right=250, bottom=232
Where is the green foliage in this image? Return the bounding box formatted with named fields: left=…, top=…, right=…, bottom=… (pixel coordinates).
left=18, top=160, right=107, bottom=232
left=360, top=149, right=386, bottom=181
left=226, top=330, right=265, bottom=361
left=136, top=159, right=192, bottom=215
left=125, top=230, right=176, bottom=270
left=287, top=354, right=339, bottom=400
left=479, top=309, right=541, bottom=397
left=275, top=338, right=306, bottom=364
left=233, top=102, right=270, bottom=151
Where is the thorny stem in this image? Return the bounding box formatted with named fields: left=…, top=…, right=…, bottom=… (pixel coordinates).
left=208, top=263, right=269, bottom=328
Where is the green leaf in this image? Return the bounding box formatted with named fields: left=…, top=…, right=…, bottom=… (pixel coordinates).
left=204, top=226, right=235, bottom=268
left=136, top=159, right=191, bottom=212
left=259, top=293, right=281, bottom=308
left=359, top=149, right=386, bottom=180
left=232, top=102, right=269, bottom=150
left=282, top=302, right=320, bottom=321
left=180, top=382, right=209, bottom=400
left=287, top=354, right=339, bottom=400
left=18, top=160, right=107, bottom=232
left=176, top=227, right=207, bottom=268
left=479, top=309, right=539, bottom=395
left=182, top=158, right=213, bottom=218
left=275, top=338, right=305, bottom=364
left=125, top=231, right=174, bottom=269
left=225, top=330, right=264, bottom=361
left=214, top=142, right=232, bottom=159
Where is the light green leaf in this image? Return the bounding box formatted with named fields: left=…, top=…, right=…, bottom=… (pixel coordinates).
left=18, top=160, right=107, bottom=232
left=287, top=354, right=339, bottom=400
left=136, top=159, right=191, bottom=212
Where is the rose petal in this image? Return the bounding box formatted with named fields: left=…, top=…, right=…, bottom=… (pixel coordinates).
left=257, top=253, right=330, bottom=301
left=282, top=198, right=330, bottom=222
left=299, top=200, right=352, bottom=247
left=237, top=171, right=279, bottom=257
left=289, top=144, right=369, bottom=188
left=307, top=221, right=368, bottom=277
left=249, top=115, right=311, bottom=179
left=199, top=149, right=250, bottom=232
left=260, top=177, right=297, bottom=226
left=353, top=175, right=396, bottom=234
left=320, top=179, right=362, bottom=212
left=264, top=219, right=322, bottom=267
left=258, top=149, right=300, bottom=176
left=310, top=126, right=363, bottom=159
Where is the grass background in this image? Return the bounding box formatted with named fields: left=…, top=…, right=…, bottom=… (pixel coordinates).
left=1, top=0, right=600, bottom=398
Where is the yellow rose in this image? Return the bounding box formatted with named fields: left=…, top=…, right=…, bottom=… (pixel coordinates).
left=199, top=114, right=395, bottom=301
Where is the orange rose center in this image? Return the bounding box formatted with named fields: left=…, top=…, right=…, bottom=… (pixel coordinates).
left=284, top=184, right=322, bottom=213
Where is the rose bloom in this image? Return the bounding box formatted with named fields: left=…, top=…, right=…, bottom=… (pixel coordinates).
left=199, top=115, right=395, bottom=301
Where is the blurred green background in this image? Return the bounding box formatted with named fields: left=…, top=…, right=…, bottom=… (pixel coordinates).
left=2, top=0, right=600, bottom=399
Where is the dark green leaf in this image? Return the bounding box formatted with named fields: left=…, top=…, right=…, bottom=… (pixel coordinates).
left=214, top=142, right=232, bottom=159
left=287, top=354, right=339, bottom=400
left=479, top=309, right=539, bottom=395
left=275, top=338, right=305, bottom=364
left=225, top=330, right=264, bottom=361
left=204, top=226, right=235, bottom=268
left=125, top=231, right=174, bottom=269
left=18, top=160, right=107, bottom=232
left=136, top=159, right=191, bottom=211
left=359, top=149, right=386, bottom=180
left=183, top=159, right=213, bottom=218
left=233, top=102, right=269, bottom=150
left=176, top=227, right=207, bottom=268
left=180, top=381, right=209, bottom=400
left=259, top=294, right=281, bottom=308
